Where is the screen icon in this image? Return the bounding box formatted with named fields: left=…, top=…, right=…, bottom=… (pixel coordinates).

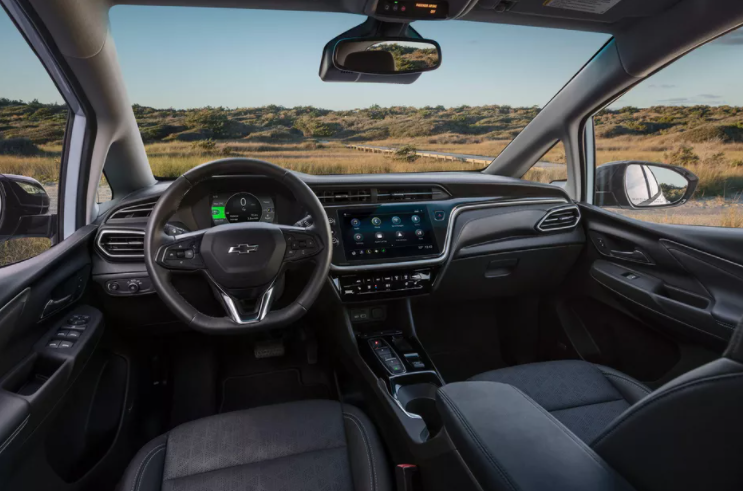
left=392, top=216, right=401, bottom=225
left=415, top=229, right=424, bottom=237
left=351, top=218, right=360, bottom=227
left=395, top=231, right=405, bottom=238
left=411, top=215, right=421, bottom=224
left=371, top=217, right=382, bottom=226
left=354, top=233, right=363, bottom=241
left=375, top=232, right=384, bottom=239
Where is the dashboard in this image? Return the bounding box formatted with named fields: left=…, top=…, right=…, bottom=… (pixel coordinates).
left=92, top=171, right=585, bottom=305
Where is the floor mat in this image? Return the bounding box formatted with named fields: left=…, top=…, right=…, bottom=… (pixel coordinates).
left=219, top=369, right=331, bottom=413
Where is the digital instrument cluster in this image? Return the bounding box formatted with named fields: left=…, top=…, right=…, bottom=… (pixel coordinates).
left=338, top=206, right=440, bottom=261
left=210, top=192, right=275, bottom=225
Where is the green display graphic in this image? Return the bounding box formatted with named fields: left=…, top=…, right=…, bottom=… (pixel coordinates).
left=211, top=206, right=226, bottom=220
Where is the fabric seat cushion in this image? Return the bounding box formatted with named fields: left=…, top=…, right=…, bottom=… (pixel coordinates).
left=470, top=360, right=651, bottom=444
left=117, top=399, right=391, bottom=491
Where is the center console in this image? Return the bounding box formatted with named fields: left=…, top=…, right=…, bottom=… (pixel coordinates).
left=327, top=203, right=450, bottom=301
left=358, top=330, right=444, bottom=440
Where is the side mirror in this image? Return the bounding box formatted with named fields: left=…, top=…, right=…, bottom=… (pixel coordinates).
left=0, top=174, right=56, bottom=242
left=333, top=38, right=441, bottom=75
left=595, top=161, right=698, bottom=209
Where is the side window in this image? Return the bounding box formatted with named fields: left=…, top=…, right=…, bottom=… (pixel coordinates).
left=594, top=27, right=743, bottom=228
left=0, top=9, right=68, bottom=266
left=522, top=141, right=568, bottom=185
left=97, top=174, right=112, bottom=203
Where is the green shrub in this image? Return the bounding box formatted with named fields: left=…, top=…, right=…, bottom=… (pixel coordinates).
left=664, top=145, right=699, bottom=166
left=0, top=137, right=40, bottom=156
left=394, top=144, right=418, bottom=162
left=191, top=139, right=216, bottom=152
left=185, top=109, right=229, bottom=138
left=293, top=117, right=334, bottom=137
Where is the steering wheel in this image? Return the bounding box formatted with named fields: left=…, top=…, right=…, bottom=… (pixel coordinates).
left=144, top=158, right=332, bottom=333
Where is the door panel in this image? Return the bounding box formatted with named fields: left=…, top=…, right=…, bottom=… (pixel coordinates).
left=579, top=204, right=743, bottom=346
left=558, top=204, right=742, bottom=384
left=0, top=225, right=99, bottom=483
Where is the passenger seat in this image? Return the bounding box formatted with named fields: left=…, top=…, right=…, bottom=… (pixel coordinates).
left=470, top=360, right=649, bottom=443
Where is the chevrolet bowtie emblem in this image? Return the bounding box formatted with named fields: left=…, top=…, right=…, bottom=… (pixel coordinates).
left=228, top=244, right=259, bottom=254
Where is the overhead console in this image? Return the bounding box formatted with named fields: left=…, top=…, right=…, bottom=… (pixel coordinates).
left=366, top=0, right=477, bottom=20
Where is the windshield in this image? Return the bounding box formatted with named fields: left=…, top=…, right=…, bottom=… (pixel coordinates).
left=104, top=7, right=610, bottom=177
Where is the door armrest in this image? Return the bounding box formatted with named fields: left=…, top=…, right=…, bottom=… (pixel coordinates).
left=436, top=381, right=635, bottom=491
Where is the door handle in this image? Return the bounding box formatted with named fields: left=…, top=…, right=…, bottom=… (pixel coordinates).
left=610, top=249, right=651, bottom=264
left=41, top=294, right=72, bottom=319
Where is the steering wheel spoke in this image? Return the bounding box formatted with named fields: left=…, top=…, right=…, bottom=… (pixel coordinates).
left=156, top=230, right=207, bottom=271
left=279, top=224, right=324, bottom=263
left=204, top=272, right=276, bottom=325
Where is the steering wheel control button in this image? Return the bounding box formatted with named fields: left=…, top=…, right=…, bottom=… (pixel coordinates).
left=283, top=232, right=321, bottom=261
left=433, top=210, right=446, bottom=221
left=161, top=236, right=205, bottom=270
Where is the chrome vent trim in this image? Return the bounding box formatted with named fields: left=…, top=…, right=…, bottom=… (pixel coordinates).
left=96, top=229, right=146, bottom=258
left=109, top=202, right=155, bottom=220
left=537, top=205, right=581, bottom=232
left=314, top=189, right=372, bottom=204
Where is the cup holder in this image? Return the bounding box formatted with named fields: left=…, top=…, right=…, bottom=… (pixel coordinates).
left=394, top=381, right=443, bottom=439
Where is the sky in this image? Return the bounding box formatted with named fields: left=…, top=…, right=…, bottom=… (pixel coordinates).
left=1, top=6, right=742, bottom=110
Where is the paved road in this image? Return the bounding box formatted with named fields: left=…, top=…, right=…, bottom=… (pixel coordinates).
left=346, top=143, right=565, bottom=169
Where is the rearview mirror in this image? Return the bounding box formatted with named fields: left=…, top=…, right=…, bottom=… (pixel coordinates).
left=595, top=161, right=698, bottom=209
left=333, top=38, right=441, bottom=75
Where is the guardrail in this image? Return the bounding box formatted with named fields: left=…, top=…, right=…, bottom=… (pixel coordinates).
left=346, top=144, right=493, bottom=165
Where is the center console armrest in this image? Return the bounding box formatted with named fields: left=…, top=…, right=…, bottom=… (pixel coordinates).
left=437, top=382, right=636, bottom=491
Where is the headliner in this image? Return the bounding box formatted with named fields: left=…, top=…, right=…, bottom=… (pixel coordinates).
left=111, top=0, right=684, bottom=35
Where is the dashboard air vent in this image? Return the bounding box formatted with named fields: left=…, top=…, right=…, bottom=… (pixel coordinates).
left=97, top=230, right=145, bottom=258
left=315, top=189, right=372, bottom=204
left=376, top=187, right=441, bottom=202
left=537, top=206, right=581, bottom=232
left=109, top=202, right=155, bottom=220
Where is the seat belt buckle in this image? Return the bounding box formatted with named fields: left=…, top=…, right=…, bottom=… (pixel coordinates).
left=395, top=464, right=420, bottom=491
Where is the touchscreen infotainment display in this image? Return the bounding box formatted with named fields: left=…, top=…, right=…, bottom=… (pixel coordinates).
left=339, top=207, right=440, bottom=261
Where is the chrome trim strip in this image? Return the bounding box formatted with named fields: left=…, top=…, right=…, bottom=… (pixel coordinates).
left=330, top=197, right=568, bottom=272
left=220, top=285, right=275, bottom=325
left=96, top=229, right=146, bottom=258
left=203, top=269, right=276, bottom=325
left=536, top=204, right=581, bottom=232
